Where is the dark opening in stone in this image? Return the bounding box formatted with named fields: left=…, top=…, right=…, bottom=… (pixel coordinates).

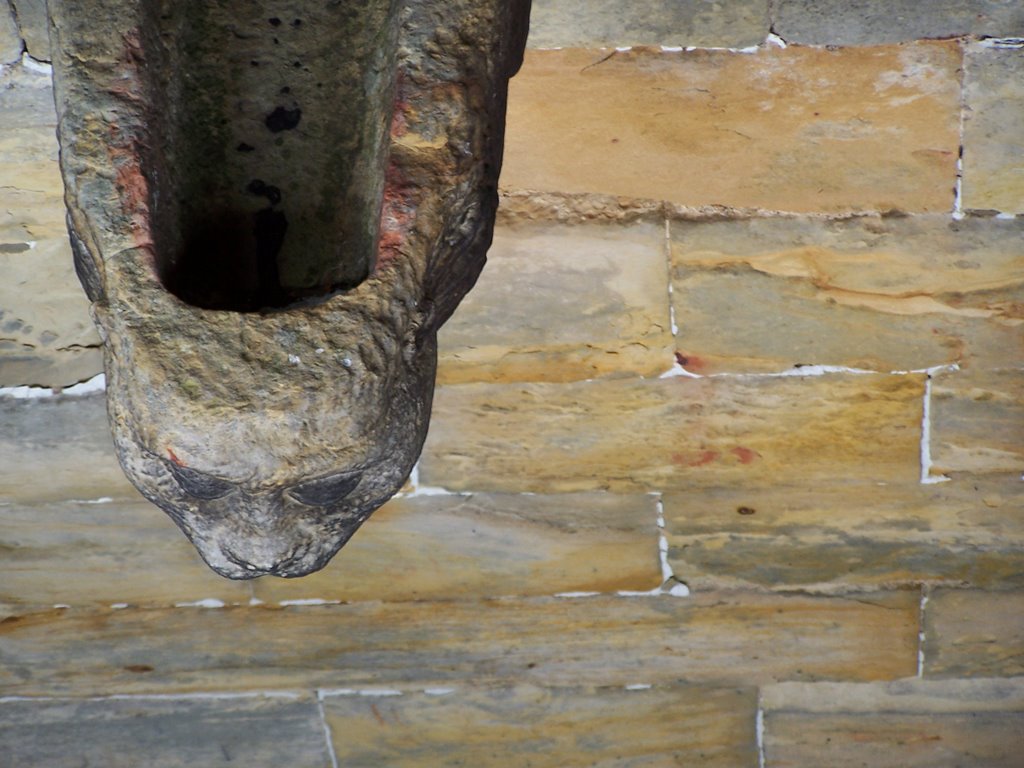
left=147, top=0, right=402, bottom=312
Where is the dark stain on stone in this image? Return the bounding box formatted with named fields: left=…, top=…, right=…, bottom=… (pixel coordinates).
left=236, top=142, right=255, bottom=152
left=268, top=17, right=281, bottom=26
left=280, top=86, right=291, bottom=94
left=254, top=208, right=288, bottom=306
left=0, top=243, right=31, bottom=253
left=124, top=664, right=155, bottom=673
left=247, top=179, right=282, bottom=206
left=265, top=106, right=301, bottom=132
left=737, top=506, right=756, bottom=516
left=292, top=18, right=302, bottom=27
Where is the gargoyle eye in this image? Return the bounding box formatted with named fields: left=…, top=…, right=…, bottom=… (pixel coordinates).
left=167, top=463, right=235, bottom=500
left=288, top=471, right=362, bottom=507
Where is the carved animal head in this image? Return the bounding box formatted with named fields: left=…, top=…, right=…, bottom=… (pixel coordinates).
left=51, top=0, right=531, bottom=578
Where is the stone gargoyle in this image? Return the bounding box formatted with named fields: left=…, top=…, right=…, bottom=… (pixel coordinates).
left=49, top=0, right=531, bottom=578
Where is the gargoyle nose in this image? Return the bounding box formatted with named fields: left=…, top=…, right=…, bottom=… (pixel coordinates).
left=221, top=540, right=303, bottom=576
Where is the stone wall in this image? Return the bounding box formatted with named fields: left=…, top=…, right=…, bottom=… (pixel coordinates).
left=1, top=2, right=1023, bottom=764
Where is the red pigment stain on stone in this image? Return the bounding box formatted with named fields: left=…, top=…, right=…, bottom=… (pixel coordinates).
left=376, top=162, right=414, bottom=270
left=672, top=450, right=719, bottom=467
left=730, top=446, right=760, bottom=464
left=104, top=29, right=154, bottom=251
left=166, top=447, right=186, bottom=467
left=675, top=351, right=707, bottom=372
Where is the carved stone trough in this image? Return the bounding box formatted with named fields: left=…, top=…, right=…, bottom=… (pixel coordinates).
left=50, top=0, right=531, bottom=578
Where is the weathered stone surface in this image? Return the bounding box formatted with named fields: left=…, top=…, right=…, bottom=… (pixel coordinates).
left=438, top=221, right=674, bottom=384
left=10, top=0, right=46, bottom=60
left=0, top=2, right=22, bottom=63
left=773, top=0, right=1024, bottom=45
left=670, top=215, right=1024, bottom=374
left=962, top=42, right=1024, bottom=215
left=763, top=677, right=1024, bottom=768
left=49, top=0, right=531, bottom=579
left=0, top=66, right=102, bottom=388
left=0, top=395, right=134, bottom=505
left=323, top=684, right=759, bottom=767
left=502, top=44, right=961, bottom=213
left=924, top=589, right=1024, bottom=678
left=929, top=368, right=1024, bottom=478
left=527, top=0, right=768, bottom=49
left=0, top=592, right=919, bottom=696
left=420, top=374, right=924, bottom=493
left=665, top=478, right=1024, bottom=592
left=254, top=492, right=662, bottom=604
left=0, top=499, right=252, bottom=610
left=0, top=695, right=332, bottom=768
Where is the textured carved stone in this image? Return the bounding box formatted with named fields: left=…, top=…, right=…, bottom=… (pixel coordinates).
left=49, top=0, right=530, bottom=578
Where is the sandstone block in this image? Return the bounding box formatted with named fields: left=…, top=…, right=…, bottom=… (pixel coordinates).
left=10, top=0, right=47, bottom=60
left=0, top=67, right=102, bottom=388
left=502, top=44, right=961, bottom=213
left=419, top=374, right=924, bottom=494
left=438, top=220, right=673, bottom=384
left=962, top=42, right=1024, bottom=215
left=323, top=683, right=759, bottom=767
left=664, top=477, right=1024, bottom=592
left=0, top=395, right=135, bottom=505
left=0, top=591, right=918, bottom=696
left=763, top=677, right=1024, bottom=768
left=0, top=498, right=252, bottom=610
left=0, top=695, right=332, bottom=768
left=670, top=215, right=1024, bottom=374
left=0, top=2, right=21, bottom=63
left=773, top=0, right=1024, bottom=45
left=929, top=368, right=1024, bottom=478
left=253, top=492, right=663, bottom=604
left=924, top=589, right=1024, bottom=678
left=527, top=0, right=768, bottom=49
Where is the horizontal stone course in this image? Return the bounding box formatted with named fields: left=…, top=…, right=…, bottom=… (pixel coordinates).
left=324, top=683, right=759, bottom=767
left=0, top=695, right=332, bottom=768
left=762, top=677, right=1024, bottom=768
left=773, top=0, right=1024, bottom=45
left=526, top=0, right=768, bottom=49
left=670, top=215, right=1024, bottom=374
left=664, top=477, right=1024, bottom=592
left=420, top=374, right=924, bottom=493
left=253, top=492, right=663, bottom=604
left=0, top=395, right=134, bottom=505
left=0, top=591, right=919, bottom=696
left=502, top=43, right=962, bottom=213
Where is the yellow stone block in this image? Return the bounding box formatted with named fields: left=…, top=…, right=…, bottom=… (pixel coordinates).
left=502, top=43, right=961, bottom=213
